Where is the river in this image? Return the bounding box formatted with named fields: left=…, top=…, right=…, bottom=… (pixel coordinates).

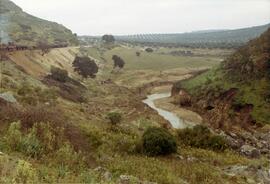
left=143, top=92, right=197, bottom=129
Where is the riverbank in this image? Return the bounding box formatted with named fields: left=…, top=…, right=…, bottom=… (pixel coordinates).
left=154, top=95, right=202, bottom=125
left=143, top=84, right=202, bottom=129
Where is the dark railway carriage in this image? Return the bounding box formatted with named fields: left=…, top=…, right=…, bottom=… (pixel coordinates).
left=0, top=42, right=69, bottom=52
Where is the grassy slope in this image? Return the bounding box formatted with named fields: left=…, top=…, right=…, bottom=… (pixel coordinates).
left=103, top=47, right=222, bottom=71
left=180, top=30, right=270, bottom=124
left=0, top=0, right=78, bottom=46
left=83, top=46, right=225, bottom=89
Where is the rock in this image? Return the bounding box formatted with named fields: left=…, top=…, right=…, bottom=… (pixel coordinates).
left=224, top=165, right=270, bottom=184
left=226, top=135, right=243, bottom=149
left=143, top=182, right=157, bottom=184
left=176, top=154, right=184, bottom=160
left=228, top=132, right=238, bottom=138
left=0, top=92, right=17, bottom=104
left=250, top=149, right=261, bottom=158
left=240, top=145, right=261, bottom=158
left=118, top=175, right=157, bottom=184
left=261, top=148, right=270, bottom=154
left=103, top=171, right=112, bottom=181
left=187, top=156, right=198, bottom=162
left=94, top=166, right=106, bottom=173
left=119, top=175, right=140, bottom=184
left=0, top=151, right=4, bottom=155
left=261, top=132, right=270, bottom=142
left=256, top=169, right=270, bottom=184
left=224, top=165, right=248, bottom=176
left=94, top=166, right=112, bottom=181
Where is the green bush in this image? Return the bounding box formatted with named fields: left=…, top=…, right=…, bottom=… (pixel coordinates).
left=142, top=127, right=177, bottom=156
left=17, top=84, right=57, bottom=105
left=5, top=122, right=23, bottom=151
left=50, top=66, right=69, bottom=83
left=207, top=135, right=228, bottom=151
left=177, top=125, right=228, bottom=151
left=19, top=126, right=43, bottom=158
left=5, top=122, right=65, bottom=158
left=145, top=48, right=154, bottom=53
left=106, top=112, right=122, bottom=125
left=54, top=143, right=85, bottom=172
left=14, top=160, right=38, bottom=184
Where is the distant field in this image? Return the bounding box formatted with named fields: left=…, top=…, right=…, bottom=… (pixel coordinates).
left=86, top=46, right=225, bottom=71
left=114, top=23, right=270, bottom=47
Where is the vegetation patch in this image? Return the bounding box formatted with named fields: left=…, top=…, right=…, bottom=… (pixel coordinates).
left=142, top=127, right=177, bottom=156
left=106, top=112, right=122, bottom=126
left=177, top=125, right=228, bottom=151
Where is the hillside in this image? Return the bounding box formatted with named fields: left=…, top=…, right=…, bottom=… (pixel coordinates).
left=0, top=0, right=78, bottom=46
left=0, top=45, right=269, bottom=183
left=173, top=28, right=270, bottom=128
left=113, top=24, right=270, bottom=48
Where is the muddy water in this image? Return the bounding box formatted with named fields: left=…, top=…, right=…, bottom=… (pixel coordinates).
left=143, top=93, right=196, bottom=129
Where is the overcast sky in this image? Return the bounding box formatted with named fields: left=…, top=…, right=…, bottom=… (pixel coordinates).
left=11, top=0, right=270, bottom=36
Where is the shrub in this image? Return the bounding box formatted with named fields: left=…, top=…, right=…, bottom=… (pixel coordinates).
left=106, top=112, right=122, bottom=125
left=177, top=125, right=228, bottom=151
left=5, top=122, right=23, bottom=151
left=136, top=52, right=141, bottom=57
left=18, top=105, right=65, bottom=128
left=207, top=135, right=228, bottom=151
left=35, top=122, right=64, bottom=154
left=38, top=41, right=51, bottom=55
left=5, top=121, right=65, bottom=158
left=54, top=143, right=85, bottom=172
left=142, top=127, right=177, bottom=156
left=145, top=48, right=154, bottom=53
left=50, top=66, right=69, bottom=82
left=19, top=126, right=43, bottom=158
left=14, top=160, right=38, bottom=184
left=17, top=84, right=57, bottom=105
left=112, top=55, right=125, bottom=69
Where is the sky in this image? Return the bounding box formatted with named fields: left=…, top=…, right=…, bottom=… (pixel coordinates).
left=11, top=0, right=270, bottom=36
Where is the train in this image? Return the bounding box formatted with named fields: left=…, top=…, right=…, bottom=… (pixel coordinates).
left=0, top=42, right=69, bottom=52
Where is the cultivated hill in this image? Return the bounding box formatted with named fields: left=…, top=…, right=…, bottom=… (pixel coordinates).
left=0, top=0, right=78, bottom=46
left=115, top=24, right=270, bottom=48
left=173, top=28, right=270, bottom=128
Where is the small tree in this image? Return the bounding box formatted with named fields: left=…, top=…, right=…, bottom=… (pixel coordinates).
left=142, top=127, right=177, bottom=156
left=107, top=112, right=122, bottom=125
left=112, top=55, right=125, bottom=69
left=72, top=56, right=98, bottom=78
left=145, top=48, right=154, bottom=53
left=38, top=41, right=50, bottom=55
left=102, top=35, right=115, bottom=43
left=50, top=66, right=69, bottom=82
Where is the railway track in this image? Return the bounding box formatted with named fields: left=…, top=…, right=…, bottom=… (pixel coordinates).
left=0, top=42, right=69, bottom=52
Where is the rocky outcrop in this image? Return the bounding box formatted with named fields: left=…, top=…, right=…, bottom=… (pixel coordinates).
left=0, top=92, right=17, bottom=105
left=240, top=145, right=261, bottom=158
left=173, top=89, right=191, bottom=107
left=94, top=166, right=159, bottom=184
left=171, top=86, right=270, bottom=156
left=219, top=129, right=270, bottom=157
left=223, top=165, right=270, bottom=184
